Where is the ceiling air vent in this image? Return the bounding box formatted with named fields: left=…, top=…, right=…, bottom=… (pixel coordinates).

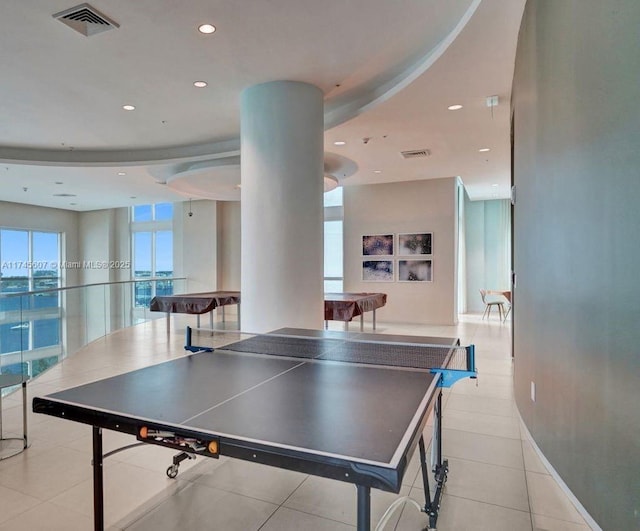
left=400, top=149, right=431, bottom=159
left=53, top=3, right=119, bottom=37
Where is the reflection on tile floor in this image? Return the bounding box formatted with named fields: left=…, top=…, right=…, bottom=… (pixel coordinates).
left=0, top=314, right=593, bottom=530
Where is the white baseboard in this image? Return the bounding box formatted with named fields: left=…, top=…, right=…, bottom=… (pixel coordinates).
left=518, top=417, right=602, bottom=531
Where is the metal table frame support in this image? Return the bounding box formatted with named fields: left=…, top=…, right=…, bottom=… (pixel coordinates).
left=357, top=485, right=371, bottom=531
left=418, top=391, right=448, bottom=530
left=0, top=380, right=28, bottom=460
left=92, top=427, right=105, bottom=531
left=167, top=302, right=241, bottom=333
left=325, top=308, right=378, bottom=332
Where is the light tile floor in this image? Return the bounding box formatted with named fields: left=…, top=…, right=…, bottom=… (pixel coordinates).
left=0, top=314, right=593, bottom=530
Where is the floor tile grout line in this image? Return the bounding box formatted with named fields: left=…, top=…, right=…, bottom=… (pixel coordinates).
left=441, top=491, right=533, bottom=516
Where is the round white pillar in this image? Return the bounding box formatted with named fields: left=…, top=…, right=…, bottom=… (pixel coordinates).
left=240, top=81, right=324, bottom=333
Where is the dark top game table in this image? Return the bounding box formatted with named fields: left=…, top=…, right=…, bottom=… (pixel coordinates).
left=151, top=292, right=387, bottom=333
left=150, top=290, right=241, bottom=331
left=324, top=292, right=387, bottom=331
left=33, top=327, right=476, bottom=531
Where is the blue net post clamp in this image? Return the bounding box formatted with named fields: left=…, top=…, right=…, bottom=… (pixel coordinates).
left=430, top=345, right=478, bottom=388
left=184, top=326, right=214, bottom=353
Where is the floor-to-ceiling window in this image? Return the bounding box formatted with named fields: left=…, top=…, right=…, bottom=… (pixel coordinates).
left=0, top=229, right=62, bottom=377
left=324, top=187, right=343, bottom=292
left=131, top=203, right=174, bottom=307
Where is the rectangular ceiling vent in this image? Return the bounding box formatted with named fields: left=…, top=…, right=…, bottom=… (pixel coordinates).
left=400, top=149, right=431, bottom=159
left=53, top=3, right=119, bottom=37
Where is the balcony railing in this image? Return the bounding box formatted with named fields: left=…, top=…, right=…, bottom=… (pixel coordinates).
left=0, top=277, right=186, bottom=394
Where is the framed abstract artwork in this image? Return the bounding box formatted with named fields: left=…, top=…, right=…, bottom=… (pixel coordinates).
left=397, top=259, right=432, bottom=282
left=362, top=234, right=394, bottom=256
left=362, top=260, right=394, bottom=281
left=398, top=233, right=432, bottom=255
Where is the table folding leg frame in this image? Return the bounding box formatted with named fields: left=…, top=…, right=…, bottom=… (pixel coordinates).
left=326, top=309, right=378, bottom=332
left=356, top=485, right=371, bottom=531
left=353, top=390, right=446, bottom=531
left=196, top=303, right=241, bottom=330
left=196, top=311, right=214, bottom=330
left=91, top=426, right=200, bottom=530
left=92, top=427, right=104, bottom=531
left=419, top=391, right=448, bottom=530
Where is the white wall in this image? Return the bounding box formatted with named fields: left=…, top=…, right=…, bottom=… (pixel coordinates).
left=78, top=210, right=115, bottom=285
left=173, top=200, right=217, bottom=293
left=77, top=208, right=132, bottom=338
left=344, top=178, right=458, bottom=325
left=512, top=2, right=640, bottom=528
left=217, top=201, right=241, bottom=290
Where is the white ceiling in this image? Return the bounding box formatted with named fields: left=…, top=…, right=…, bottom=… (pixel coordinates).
left=0, top=0, right=525, bottom=211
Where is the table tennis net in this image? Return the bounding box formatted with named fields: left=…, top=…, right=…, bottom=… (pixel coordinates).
left=217, top=334, right=471, bottom=372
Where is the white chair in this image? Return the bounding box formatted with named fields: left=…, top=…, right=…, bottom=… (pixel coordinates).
left=479, top=289, right=505, bottom=320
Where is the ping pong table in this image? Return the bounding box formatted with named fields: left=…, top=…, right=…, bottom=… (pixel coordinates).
left=324, top=292, right=387, bottom=331
left=33, top=327, right=476, bottom=531
left=149, top=290, right=241, bottom=332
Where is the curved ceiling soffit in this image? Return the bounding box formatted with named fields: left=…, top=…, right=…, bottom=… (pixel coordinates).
left=0, top=0, right=480, bottom=169
left=166, top=157, right=242, bottom=201
left=323, top=0, right=481, bottom=129
left=165, top=153, right=349, bottom=199
left=323, top=152, right=358, bottom=181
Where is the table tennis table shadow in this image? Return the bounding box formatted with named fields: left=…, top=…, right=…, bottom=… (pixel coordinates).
left=33, top=327, right=476, bottom=531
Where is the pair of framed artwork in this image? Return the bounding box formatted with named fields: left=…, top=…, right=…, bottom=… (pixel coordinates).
left=362, top=233, right=433, bottom=282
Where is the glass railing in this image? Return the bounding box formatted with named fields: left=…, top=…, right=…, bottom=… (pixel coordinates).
left=0, top=277, right=186, bottom=395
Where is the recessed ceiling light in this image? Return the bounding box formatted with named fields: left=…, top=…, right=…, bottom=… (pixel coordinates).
left=53, top=193, right=77, bottom=197
left=333, top=141, right=346, bottom=146
left=55, top=181, right=63, bottom=185
left=448, top=104, right=463, bottom=111
left=122, top=105, right=135, bottom=111
left=70, top=202, right=77, bottom=206
left=479, top=148, right=491, bottom=152
left=117, top=171, right=126, bottom=176
left=198, top=24, right=216, bottom=34
left=373, top=170, right=382, bottom=174
left=193, top=81, right=208, bottom=88
left=492, top=184, right=499, bottom=187
left=130, top=196, right=136, bottom=199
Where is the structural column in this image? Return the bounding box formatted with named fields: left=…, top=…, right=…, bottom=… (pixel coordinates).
left=240, top=81, right=324, bottom=332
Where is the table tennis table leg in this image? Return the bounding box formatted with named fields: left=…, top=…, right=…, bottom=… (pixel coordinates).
left=418, top=391, right=448, bottom=530
left=165, top=312, right=170, bottom=333
left=360, top=314, right=364, bottom=332
left=372, top=309, right=376, bottom=330
left=356, top=484, right=371, bottom=531
left=92, top=426, right=104, bottom=531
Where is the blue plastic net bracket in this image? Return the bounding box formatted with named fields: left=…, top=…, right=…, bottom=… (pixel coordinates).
left=430, top=345, right=477, bottom=388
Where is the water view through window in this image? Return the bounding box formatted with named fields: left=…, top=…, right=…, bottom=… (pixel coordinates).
left=0, top=229, right=61, bottom=380
left=132, top=204, right=174, bottom=307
